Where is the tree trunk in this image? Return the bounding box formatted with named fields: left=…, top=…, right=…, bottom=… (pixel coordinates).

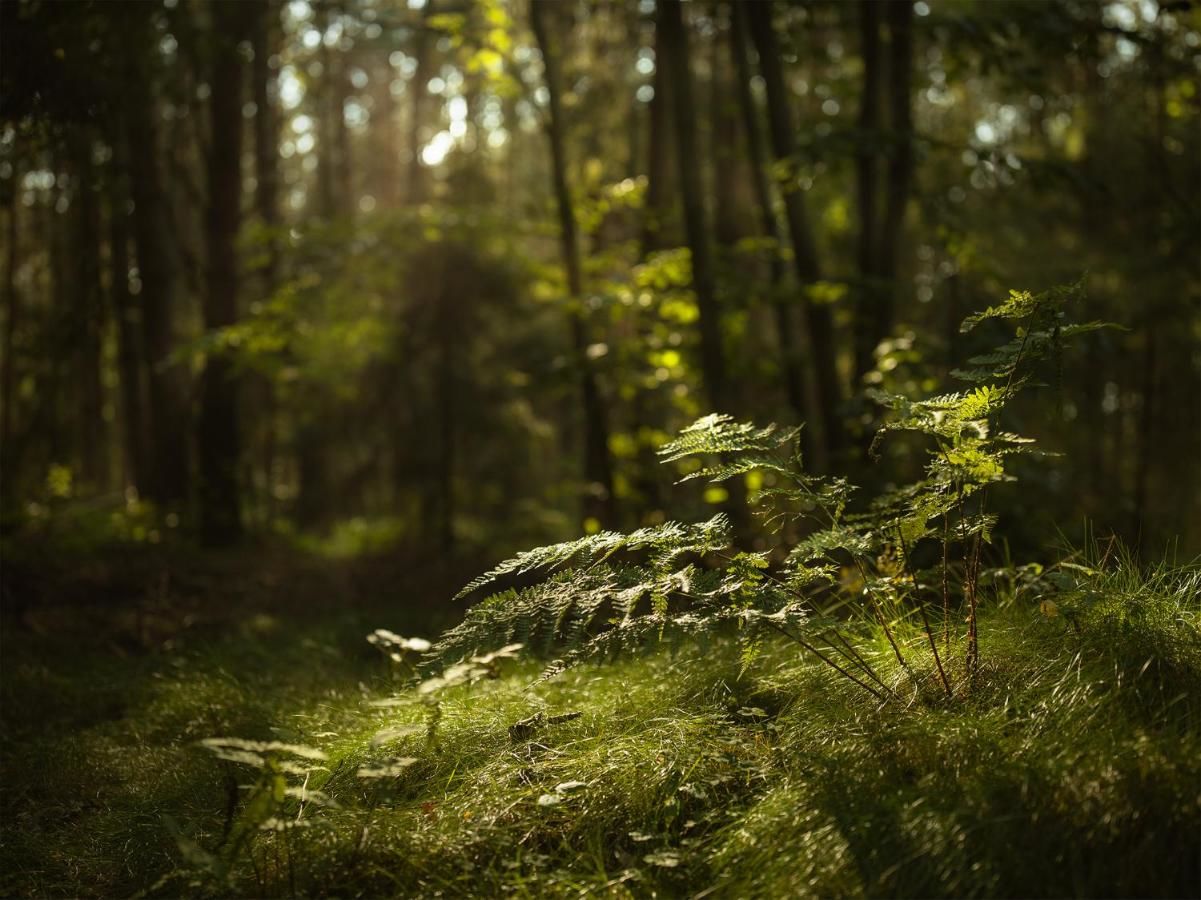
left=126, top=53, right=190, bottom=509
left=252, top=0, right=281, bottom=288
left=108, top=150, right=150, bottom=496
left=641, top=14, right=677, bottom=253
left=198, top=0, right=247, bottom=545
left=252, top=0, right=281, bottom=523
left=874, top=0, right=914, bottom=361
left=852, top=0, right=882, bottom=380
left=746, top=0, right=843, bottom=459
left=406, top=0, right=437, bottom=205
left=0, top=160, right=19, bottom=487
left=729, top=2, right=822, bottom=460
left=71, top=131, right=108, bottom=490
left=315, top=2, right=338, bottom=219
left=657, top=0, right=729, bottom=415
left=710, top=10, right=741, bottom=250
left=530, top=0, right=617, bottom=528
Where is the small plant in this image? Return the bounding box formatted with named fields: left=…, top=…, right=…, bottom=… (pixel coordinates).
left=434, top=281, right=1109, bottom=700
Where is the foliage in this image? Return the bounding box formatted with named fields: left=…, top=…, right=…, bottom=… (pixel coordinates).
left=433, top=282, right=1108, bottom=697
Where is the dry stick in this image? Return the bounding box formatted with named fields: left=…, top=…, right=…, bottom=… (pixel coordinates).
left=758, top=617, right=884, bottom=701
left=898, top=531, right=953, bottom=697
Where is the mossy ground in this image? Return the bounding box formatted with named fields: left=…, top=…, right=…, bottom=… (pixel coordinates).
left=2, top=543, right=1198, bottom=898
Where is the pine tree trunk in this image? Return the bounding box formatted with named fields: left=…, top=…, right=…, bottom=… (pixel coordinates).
left=642, top=15, right=677, bottom=254
left=530, top=0, right=617, bottom=528
left=252, top=0, right=281, bottom=287
left=251, top=0, right=281, bottom=524
left=108, top=153, right=150, bottom=496
left=853, top=0, right=882, bottom=381
left=875, top=0, right=914, bottom=359
left=657, top=0, right=729, bottom=415
left=745, top=0, right=844, bottom=458
left=406, top=0, right=437, bottom=205
left=198, top=1, right=247, bottom=545
left=71, top=130, right=109, bottom=490
left=0, top=161, right=19, bottom=491
left=126, top=55, right=190, bottom=509
left=729, top=2, right=823, bottom=462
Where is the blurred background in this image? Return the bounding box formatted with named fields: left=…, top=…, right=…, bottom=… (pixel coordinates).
left=0, top=0, right=1197, bottom=575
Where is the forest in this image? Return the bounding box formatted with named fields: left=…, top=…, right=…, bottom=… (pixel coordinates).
left=0, top=0, right=1199, bottom=896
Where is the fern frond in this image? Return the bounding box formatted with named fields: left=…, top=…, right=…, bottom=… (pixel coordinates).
left=658, top=414, right=796, bottom=465
left=453, top=514, right=731, bottom=600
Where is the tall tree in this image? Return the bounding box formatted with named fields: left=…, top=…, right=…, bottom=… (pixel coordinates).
left=853, top=0, right=882, bottom=380
left=875, top=0, right=914, bottom=366
left=124, top=20, right=190, bottom=509
left=107, top=140, right=150, bottom=496
left=729, top=1, right=824, bottom=464
left=0, top=156, right=18, bottom=484
left=641, top=11, right=678, bottom=253
left=746, top=0, right=844, bottom=459
left=657, top=0, right=730, bottom=414
left=71, top=129, right=108, bottom=489
left=406, top=0, right=437, bottom=205
left=530, top=0, right=617, bottom=527
left=197, top=0, right=248, bottom=544
left=251, top=0, right=281, bottom=289
left=251, top=0, right=281, bottom=521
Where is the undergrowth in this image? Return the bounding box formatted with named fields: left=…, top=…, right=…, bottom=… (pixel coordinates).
left=4, top=283, right=1198, bottom=898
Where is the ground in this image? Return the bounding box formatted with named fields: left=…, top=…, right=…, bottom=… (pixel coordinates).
left=2, top=536, right=1198, bottom=898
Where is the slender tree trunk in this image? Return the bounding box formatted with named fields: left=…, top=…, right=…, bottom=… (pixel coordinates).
left=530, top=0, right=617, bottom=527
left=252, top=0, right=281, bottom=522
left=436, top=272, right=456, bottom=552
left=746, top=0, right=843, bottom=458
left=315, top=2, right=338, bottom=219
left=252, top=0, right=281, bottom=287
left=71, top=130, right=108, bottom=490
left=407, top=0, right=437, bottom=205
left=108, top=147, right=150, bottom=496
left=126, top=59, right=190, bottom=509
left=853, top=0, right=882, bottom=380
left=658, top=0, right=729, bottom=415
left=333, top=59, right=353, bottom=217
left=874, top=0, right=914, bottom=360
left=729, top=2, right=824, bottom=463
left=642, top=17, right=677, bottom=253
left=0, top=162, right=19, bottom=486
left=198, top=1, right=248, bottom=545
left=371, top=52, right=401, bottom=208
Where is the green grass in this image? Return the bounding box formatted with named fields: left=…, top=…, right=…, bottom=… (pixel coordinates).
left=2, top=553, right=1199, bottom=898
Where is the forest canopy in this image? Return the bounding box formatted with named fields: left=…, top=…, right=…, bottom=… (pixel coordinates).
left=0, top=0, right=1197, bottom=556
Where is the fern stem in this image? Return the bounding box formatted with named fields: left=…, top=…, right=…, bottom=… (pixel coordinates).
left=858, top=563, right=910, bottom=672
left=825, top=630, right=892, bottom=693
left=759, top=618, right=885, bottom=701
left=898, top=531, right=953, bottom=698
left=941, top=512, right=951, bottom=651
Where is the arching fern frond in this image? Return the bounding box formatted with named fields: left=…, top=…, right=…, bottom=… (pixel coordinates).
left=453, top=514, right=731, bottom=601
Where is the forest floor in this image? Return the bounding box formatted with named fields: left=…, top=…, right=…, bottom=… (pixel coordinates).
left=2, top=533, right=1199, bottom=898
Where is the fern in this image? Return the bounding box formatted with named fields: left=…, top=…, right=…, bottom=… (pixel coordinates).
left=425, top=279, right=1110, bottom=701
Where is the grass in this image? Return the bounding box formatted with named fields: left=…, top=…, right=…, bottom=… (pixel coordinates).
left=2, top=546, right=1199, bottom=898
